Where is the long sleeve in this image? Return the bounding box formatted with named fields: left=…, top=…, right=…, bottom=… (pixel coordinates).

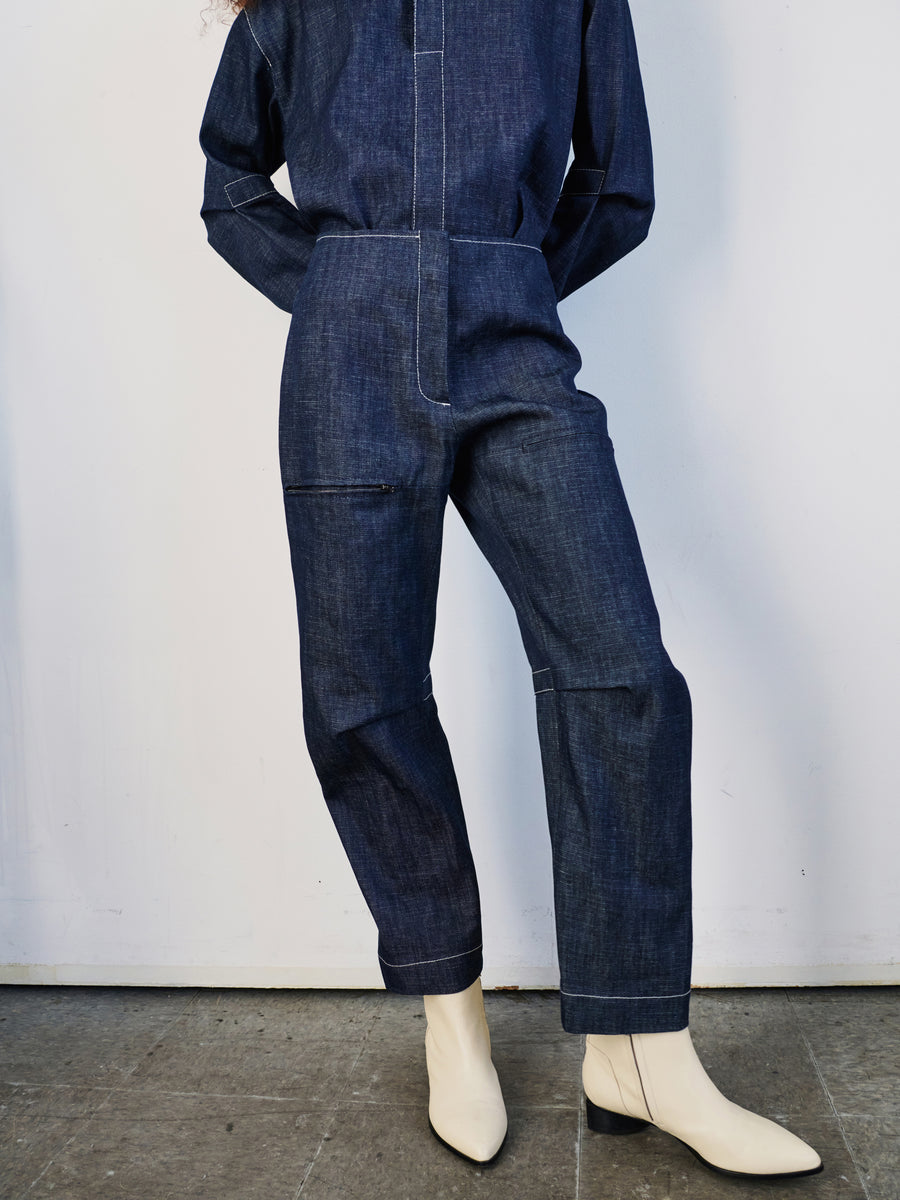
left=199, top=12, right=315, bottom=313
left=542, top=0, right=655, bottom=301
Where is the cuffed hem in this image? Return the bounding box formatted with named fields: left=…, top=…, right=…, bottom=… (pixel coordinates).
left=377, top=940, right=484, bottom=995
left=560, top=986, right=692, bottom=1034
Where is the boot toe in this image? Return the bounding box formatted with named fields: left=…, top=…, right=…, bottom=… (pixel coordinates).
left=428, top=1099, right=508, bottom=1164
left=750, top=1125, right=822, bottom=1177
left=678, top=1109, right=823, bottom=1178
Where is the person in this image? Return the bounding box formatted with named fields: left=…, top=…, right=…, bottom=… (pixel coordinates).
left=199, top=0, right=823, bottom=1179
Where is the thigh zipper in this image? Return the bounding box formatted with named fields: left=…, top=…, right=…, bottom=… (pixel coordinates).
left=284, top=483, right=397, bottom=494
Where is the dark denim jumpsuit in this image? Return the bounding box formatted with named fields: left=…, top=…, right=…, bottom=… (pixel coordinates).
left=199, top=0, right=693, bottom=1034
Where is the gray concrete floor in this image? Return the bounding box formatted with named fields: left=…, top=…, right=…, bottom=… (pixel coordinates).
left=0, top=985, right=896, bottom=1199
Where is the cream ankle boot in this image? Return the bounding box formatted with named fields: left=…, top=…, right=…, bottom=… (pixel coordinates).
left=583, top=1027, right=823, bottom=1179
left=422, top=977, right=508, bottom=1164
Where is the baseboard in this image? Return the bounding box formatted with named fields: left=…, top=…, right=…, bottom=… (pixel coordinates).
left=0, top=962, right=897, bottom=988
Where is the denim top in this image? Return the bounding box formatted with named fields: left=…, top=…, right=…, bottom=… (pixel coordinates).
left=199, top=0, right=654, bottom=312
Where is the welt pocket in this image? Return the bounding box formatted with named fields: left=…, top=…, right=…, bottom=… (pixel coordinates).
left=283, top=483, right=398, bottom=495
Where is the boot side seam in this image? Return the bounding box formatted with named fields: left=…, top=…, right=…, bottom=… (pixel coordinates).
left=585, top=1038, right=640, bottom=1120
left=630, top=1034, right=656, bottom=1123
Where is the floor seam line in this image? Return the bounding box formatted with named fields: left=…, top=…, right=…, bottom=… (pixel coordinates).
left=294, top=994, right=388, bottom=1197
left=785, top=988, right=873, bottom=1199
left=18, top=988, right=204, bottom=1199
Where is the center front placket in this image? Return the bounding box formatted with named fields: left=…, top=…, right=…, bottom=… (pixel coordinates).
left=412, top=0, right=445, bottom=231
left=413, top=0, right=450, bottom=406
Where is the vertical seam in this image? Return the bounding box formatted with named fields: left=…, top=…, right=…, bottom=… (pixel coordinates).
left=412, top=0, right=445, bottom=231
left=440, top=0, right=446, bottom=231
left=416, top=234, right=450, bottom=407
left=629, top=1034, right=655, bottom=1123
left=412, top=6, right=419, bottom=229
left=243, top=11, right=280, bottom=95
left=786, top=990, right=867, bottom=1195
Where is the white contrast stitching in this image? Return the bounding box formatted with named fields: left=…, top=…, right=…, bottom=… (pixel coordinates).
left=452, top=237, right=542, bottom=251
left=315, top=232, right=417, bottom=241
left=412, top=1, right=418, bottom=226
left=379, top=943, right=483, bottom=969
left=228, top=188, right=277, bottom=207
left=416, top=234, right=450, bottom=407
left=560, top=988, right=692, bottom=1000
left=440, top=0, right=446, bottom=230
left=313, top=233, right=539, bottom=249
left=243, top=11, right=278, bottom=92
left=415, top=234, right=429, bottom=399
left=533, top=668, right=553, bottom=694
left=439, top=55, right=446, bottom=229
left=314, top=229, right=449, bottom=406
left=412, top=0, right=445, bottom=229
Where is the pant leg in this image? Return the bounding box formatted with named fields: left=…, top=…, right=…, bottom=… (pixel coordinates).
left=281, top=483, right=484, bottom=994
left=278, top=232, right=482, bottom=995
left=448, top=395, right=693, bottom=1034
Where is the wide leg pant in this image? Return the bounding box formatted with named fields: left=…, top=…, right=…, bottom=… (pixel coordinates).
left=278, top=228, right=693, bottom=1034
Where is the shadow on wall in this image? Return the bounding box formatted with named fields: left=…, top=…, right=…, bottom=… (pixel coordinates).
left=0, top=288, right=25, bottom=905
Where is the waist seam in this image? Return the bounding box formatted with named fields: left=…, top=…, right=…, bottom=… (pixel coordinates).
left=315, top=230, right=542, bottom=253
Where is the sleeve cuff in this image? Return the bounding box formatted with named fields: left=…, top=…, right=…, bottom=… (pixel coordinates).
left=224, top=173, right=279, bottom=208
left=559, top=166, right=607, bottom=197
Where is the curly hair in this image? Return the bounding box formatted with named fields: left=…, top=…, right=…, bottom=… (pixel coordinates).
left=216, top=0, right=258, bottom=14
left=203, top=0, right=257, bottom=24
left=200, top=0, right=256, bottom=33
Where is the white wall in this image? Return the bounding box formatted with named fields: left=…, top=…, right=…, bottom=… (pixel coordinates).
left=1, top=1, right=897, bottom=988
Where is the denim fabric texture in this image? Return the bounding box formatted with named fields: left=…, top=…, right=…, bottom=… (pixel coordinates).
left=199, top=0, right=693, bottom=1034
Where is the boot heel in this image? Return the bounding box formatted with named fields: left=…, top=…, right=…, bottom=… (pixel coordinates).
left=584, top=1093, right=649, bottom=1135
